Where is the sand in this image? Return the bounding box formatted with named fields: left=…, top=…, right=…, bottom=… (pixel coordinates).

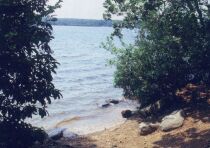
left=60, top=109, right=210, bottom=148
left=86, top=118, right=210, bottom=148
left=36, top=108, right=210, bottom=148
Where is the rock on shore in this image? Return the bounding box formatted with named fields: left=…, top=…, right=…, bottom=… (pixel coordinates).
left=139, top=122, right=159, bottom=135
left=121, top=110, right=133, bottom=118
left=160, top=110, right=185, bottom=131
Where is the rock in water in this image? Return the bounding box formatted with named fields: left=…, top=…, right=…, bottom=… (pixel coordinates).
left=139, top=122, right=158, bottom=135
left=101, top=103, right=111, bottom=108
left=160, top=110, right=185, bottom=132
left=121, top=110, right=132, bottom=118
left=109, top=99, right=120, bottom=104
left=47, top=128, right=66, bottom=140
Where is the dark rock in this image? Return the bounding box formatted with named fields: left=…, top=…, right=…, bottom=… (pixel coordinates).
left=138, top=100, right=164, bottom=118
left=102, top=103, right=111, bottom=108
left=101, top=99, right=121, bottom=108
left=109, top=99, right=120, bottom=104
left=139, top=122, right=159, bottom=135
left=121, top=110, right=132, bottom=118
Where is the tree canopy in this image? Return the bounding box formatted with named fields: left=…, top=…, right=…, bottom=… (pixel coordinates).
left=0, top=0, right=62, bottom=147
left=104, top=0, right=210, bottom=111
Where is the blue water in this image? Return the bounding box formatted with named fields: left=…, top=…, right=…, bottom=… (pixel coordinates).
left=31, top=26, right=138, bottom=135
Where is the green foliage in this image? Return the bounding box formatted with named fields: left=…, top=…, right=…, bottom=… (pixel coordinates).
left=104, top=0, right=210, bottom=108
left=0, top=121, right=47, bottom=148
left=0, top=0, right=62, bottom=147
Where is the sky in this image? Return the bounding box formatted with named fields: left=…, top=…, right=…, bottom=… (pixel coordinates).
left=50, top=0, right=106, bottom=19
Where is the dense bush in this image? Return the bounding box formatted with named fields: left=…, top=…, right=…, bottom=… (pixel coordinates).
left=0, top=0, right=62, bottom=147
left=104, top=0, right=210, bottom=109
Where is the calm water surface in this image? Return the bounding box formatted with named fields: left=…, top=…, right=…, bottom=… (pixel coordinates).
left=31, top=26, right=138, bottom=135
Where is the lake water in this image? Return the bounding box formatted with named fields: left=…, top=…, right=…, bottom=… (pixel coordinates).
left=31, top=26, right=138, bottom=135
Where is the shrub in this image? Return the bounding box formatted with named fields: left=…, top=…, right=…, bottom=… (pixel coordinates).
left=104, top=0, right=210, bottom=109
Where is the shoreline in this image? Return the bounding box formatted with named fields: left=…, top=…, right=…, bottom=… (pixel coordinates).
left=57, top=113, right=210, bottom=148
left=32, top=108, right=210, bottom=148
left=66, top=117, right=210, bottom=148
left=35, top=99, right=139, bottom=136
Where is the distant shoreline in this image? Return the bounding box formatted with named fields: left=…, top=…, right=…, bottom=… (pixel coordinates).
left=52, top=24, right=113, bottom=28
left=50, top=18, right=116, bottom=27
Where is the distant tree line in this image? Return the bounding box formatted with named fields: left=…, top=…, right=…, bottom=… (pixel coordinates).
left=51, top=18, right=114, bottom=27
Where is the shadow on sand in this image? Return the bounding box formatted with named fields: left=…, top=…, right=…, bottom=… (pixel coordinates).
left=32, top=136, right=97, bottom=148
left=153, top=128, right=210, bottom=148
left=60, top=136, right=97, bottom=148
left=153, top=103, right=210, bottom=148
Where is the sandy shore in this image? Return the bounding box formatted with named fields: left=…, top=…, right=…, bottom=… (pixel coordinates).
left=58, top=110, right=210, bottom=148
left=35, top=108, right=210, bottom=148
left=88, top=118, right=210, bottom=148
